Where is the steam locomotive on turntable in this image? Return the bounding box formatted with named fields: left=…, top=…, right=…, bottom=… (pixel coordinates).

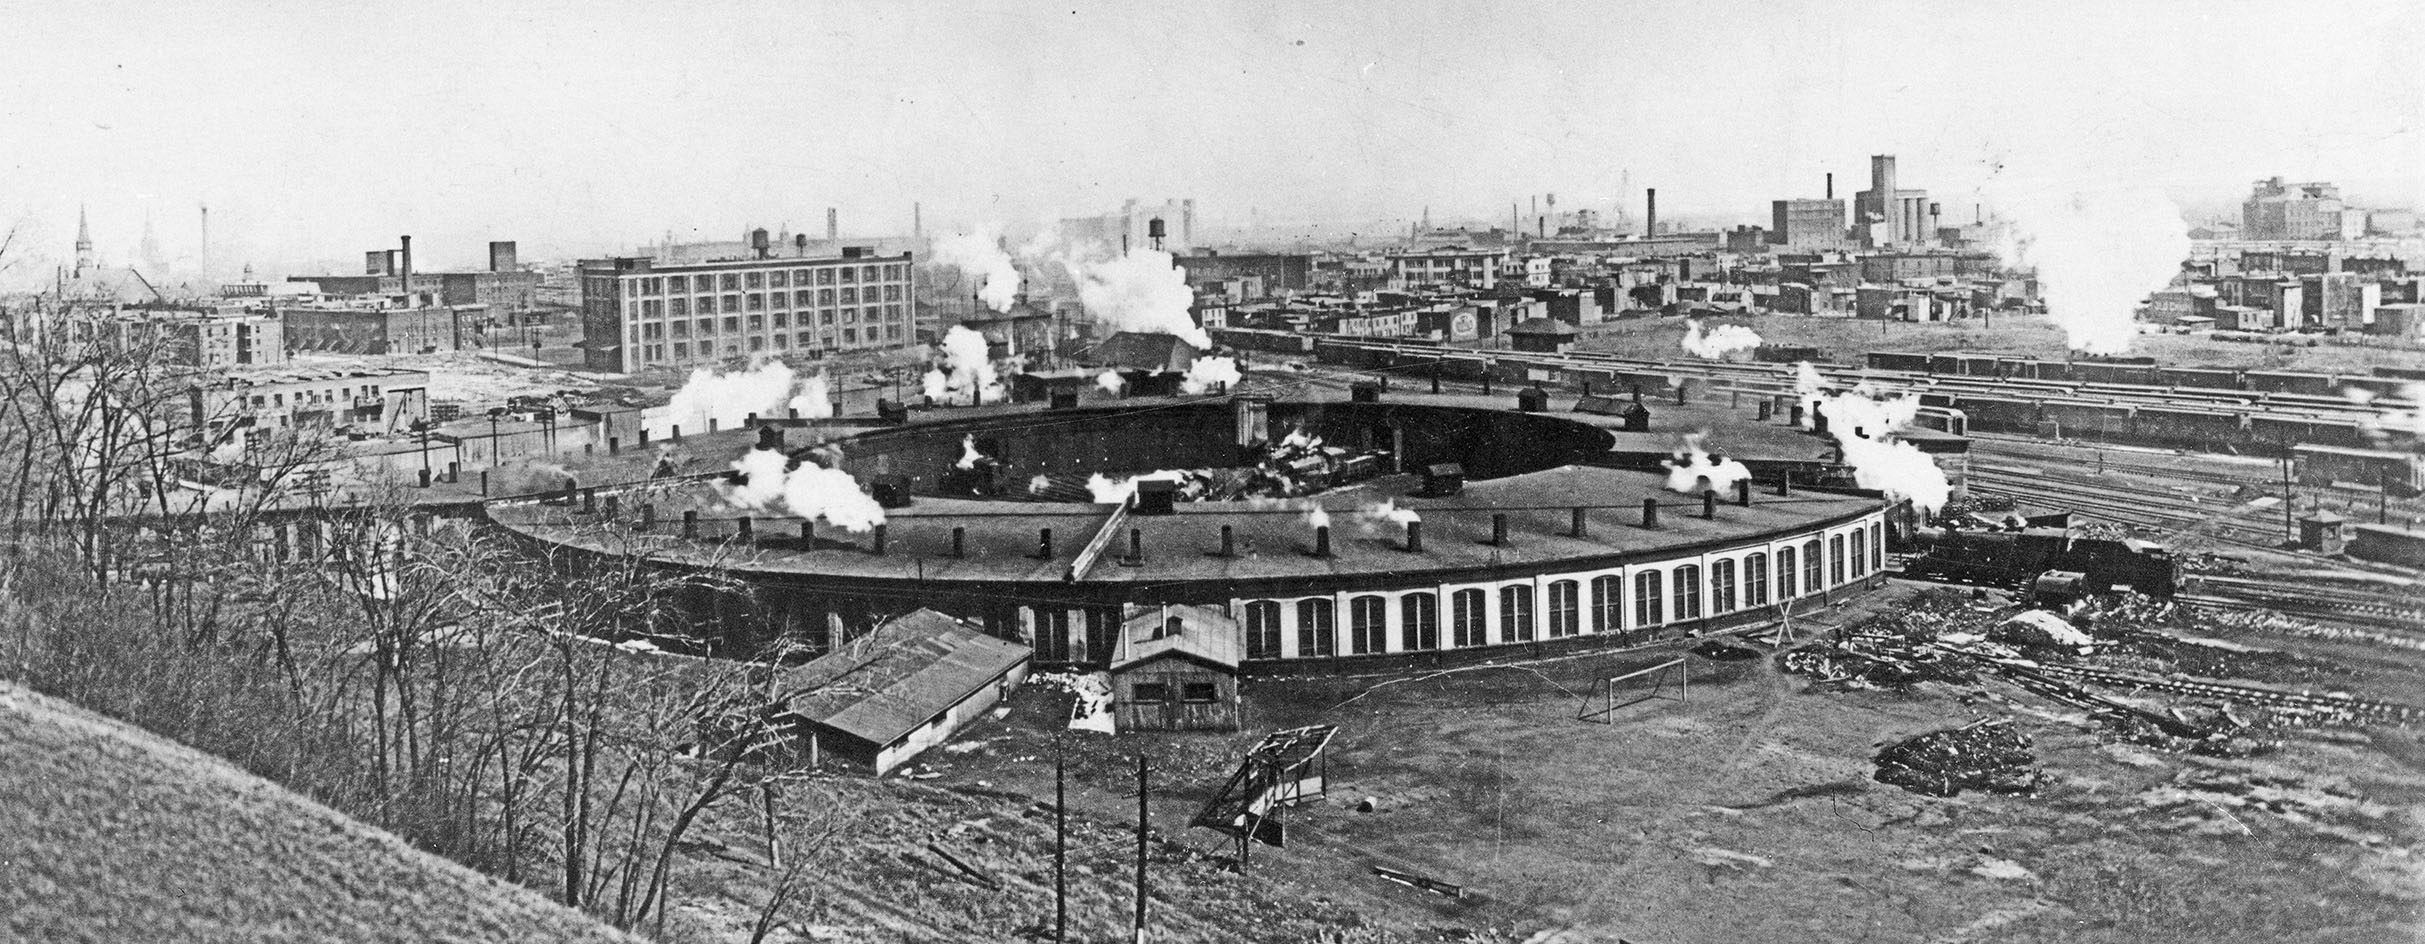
left=1898, top=522, right=2179, bottom=600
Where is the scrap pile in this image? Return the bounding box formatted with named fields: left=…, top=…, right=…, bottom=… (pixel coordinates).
left=1873, top=717, right=2047, bottom=798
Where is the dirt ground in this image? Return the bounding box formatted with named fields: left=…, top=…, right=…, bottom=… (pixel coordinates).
left=899, top=581, right=2425, bottom=943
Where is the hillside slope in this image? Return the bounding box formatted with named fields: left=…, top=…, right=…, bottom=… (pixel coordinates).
left=0, top=682, right=639, bottom=944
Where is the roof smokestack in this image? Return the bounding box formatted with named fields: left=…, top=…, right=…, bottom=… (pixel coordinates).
left=1645, top=189, right=1657, bottom=237
left=1403, top=519, right=1423, bottom=553
left=826, top=208, right=838, bottom=242
left=398, top=235, right=413, bottom=293
left=1825, top=173, right=1834, bottom=200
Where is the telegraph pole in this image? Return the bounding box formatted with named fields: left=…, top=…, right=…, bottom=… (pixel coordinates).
left=1133, top=755, right=1149, bottom=944
left=1054, top=738, right=1067, bottom=944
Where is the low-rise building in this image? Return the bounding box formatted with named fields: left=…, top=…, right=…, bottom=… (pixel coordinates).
left=776, top=609, right=1031, bottom=775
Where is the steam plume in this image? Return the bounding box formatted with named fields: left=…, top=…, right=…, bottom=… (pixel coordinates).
left=1984, top=172, right=2190, bottom=355
left=1096, top=370, right=1126, bottom=395
left=1086, top=470, right=1185, bottom=504
left=1075, top=248, right=1210, bottom=349
left=1802, top=377, right=1951, bottom=513
left=1180, top=356, right=1241, bottom=395
left=1661, top=434, right=1752, bottom=495
left=788, top=373, right=832, bottom=419
left=716, top=448, right=887, bottom=532
left=1681, top=321, right=1764, bottom=361
left=924, top=325, right=1004, bottom=404
left=930, top=226, right=1021, bottom=313
left=955, top=434, right=986, bottom=470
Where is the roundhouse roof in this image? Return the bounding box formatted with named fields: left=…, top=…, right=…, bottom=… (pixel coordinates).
left=487, top=463, right=1884, bottom=593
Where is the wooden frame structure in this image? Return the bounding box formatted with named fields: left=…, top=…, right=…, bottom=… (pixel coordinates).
left=1576, top=657, right=1687, bottom=723
left=1190, top=724, right=1338, bottom=869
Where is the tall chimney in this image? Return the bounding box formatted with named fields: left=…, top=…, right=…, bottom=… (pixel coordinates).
left=1825, top=173, right=1834, bottom=200
left=952, top=525, right=966, bottom=558
left=398, top=235, right=413, bottom=293
left=1736, top=479, right=1753, bottom=506
left=1645, top=189, right=1657, bottom=237
left=826, top=208, right=838, bottom=242
left=913, top=202, right=923, bottom=239
left=1219, top=525, right=1235, bottom=557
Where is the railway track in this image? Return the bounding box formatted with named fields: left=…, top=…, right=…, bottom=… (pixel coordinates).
left=2002, top=658, right=2425, bottom=727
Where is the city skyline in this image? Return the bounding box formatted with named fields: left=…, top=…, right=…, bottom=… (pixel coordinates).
left=3, top=0, right=2420, bottom=282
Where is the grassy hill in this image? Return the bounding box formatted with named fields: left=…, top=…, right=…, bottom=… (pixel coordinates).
left=0, top=681, right=640, bottom=944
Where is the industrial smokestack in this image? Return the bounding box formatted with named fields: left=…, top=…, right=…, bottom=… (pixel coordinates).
left=1646, top=189, right=1657, bottom=237
left=913, top=202, right=923, bottom=240
left=1736, top=479, right=1753, bottom=507
left=399, top=235, right=413, bottom=293
left=1825, top=173, right=1834, bottom=200
left=826, top=208, right=838, bottom=242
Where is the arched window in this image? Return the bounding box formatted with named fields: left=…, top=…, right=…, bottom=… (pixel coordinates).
left=1634, top=570, right=1664, bottom=626
left=1590, top=575, right=1622, bottom=632
left=1804, top=539, right=1824, bottom=592
left=1451, top=589, right=1488, bottom=647
left=1031, top=607, right=1071, bottom=662
left=1712, top=560, right=1738, bottom=614
left=1547, top=580, right=1580, bottom=637
left=1243, top=601, right=1281, bottom=659
left=1500, top=585, right=1535, bottom=641
left=1850, top=528, right=1867, bottom=577
left=1745, top=552, right=1771, bottom=608
left=1349, top=595, right=1387, bottom=655
left=1674, top=564, right=1703, bottom=620
left=1872, top=522, right=1885, bottom=571
left=1777, top=546, right=1798, bottom=599
left=1401, top=592, right=1439, bottom=651
left=1296, top=598, right=1335, bottom=657
left=1829, top=534, right=1847, bottom=586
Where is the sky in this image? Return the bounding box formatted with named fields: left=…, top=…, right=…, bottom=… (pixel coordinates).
left=1, top=0, right=2418, bottom=283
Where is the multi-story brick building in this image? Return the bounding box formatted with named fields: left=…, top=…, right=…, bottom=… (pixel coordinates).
left=2242, top=178, right=2347, bottom=241
left=577, top=247, right=917, bottom=372
left=1386, top=247, right=1510, bottom=290
left=1770, top=198, right=1847, bottom=250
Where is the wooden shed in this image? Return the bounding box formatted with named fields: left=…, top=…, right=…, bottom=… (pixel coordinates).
left=777, top=609, right=1031, bottom=775
left=1108, top=604, right=1243, bottom=732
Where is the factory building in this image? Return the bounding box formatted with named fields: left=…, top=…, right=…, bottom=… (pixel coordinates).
left=1771, top=193, right=1848, bottom=250
left=1855, top=155, right=1934, bottom=248
left=2242, top=178, right=2350, bottom=241
left=575, top=242, right=917, bottom=372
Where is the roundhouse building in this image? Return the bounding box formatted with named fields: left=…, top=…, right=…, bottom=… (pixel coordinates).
left=488, top=397, right=1896, bottom=673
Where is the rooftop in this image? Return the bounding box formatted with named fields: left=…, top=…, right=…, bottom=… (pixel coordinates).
left=777, top=609, right=1030, bottom=746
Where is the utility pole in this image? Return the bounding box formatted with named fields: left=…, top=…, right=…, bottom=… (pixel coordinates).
left=2282, top=456, right=2295, bottom=540
left=1055, top=739, right=1067, bottom=944
left=1133, top=755, right=1149, bottom=944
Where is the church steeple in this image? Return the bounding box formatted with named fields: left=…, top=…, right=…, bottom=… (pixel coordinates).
left=74, top=205, right=95, bottom=278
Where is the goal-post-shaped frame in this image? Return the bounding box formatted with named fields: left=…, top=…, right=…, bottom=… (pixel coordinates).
left=1576, top=657, right=1687, bottom=723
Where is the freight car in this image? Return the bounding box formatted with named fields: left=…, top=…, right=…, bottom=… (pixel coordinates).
left=2293, top=443, right=2425, bottom=496
left=1901, top=525, right=2177, bottom=597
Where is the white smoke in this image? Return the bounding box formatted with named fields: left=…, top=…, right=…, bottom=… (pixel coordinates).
left=1358, top=499, right=1420, bottom=529
left=925, top=325, right=1004, bottom=404
left=1096, top=370, right=1126, bottom=395
left=1304, top=503, right=1332, bottom=529
left=1984, top=172, right=2190, bottom=355
left=1681, top=321, right=1764, bottom=361
left=660, top=360, right=796, bottom=435
left=1086, top=469, right=1186, bottom=504
left=1806, top=381, right=1951, bottom=514
left=788, top=372, right=833, bottom=419
left=1180, top=356, right=1241, bottom=395
left=930, top=226, right=1021, bottom=313
left=715, top=447, right=887, bottom=532
left=1662, top=433, right=1752, bottom=495
left=1075, top=248, right=1210, bottom=349
left=955, top=434, right=985, bottom=470
left=1028, top=474, right=1051, bottom=495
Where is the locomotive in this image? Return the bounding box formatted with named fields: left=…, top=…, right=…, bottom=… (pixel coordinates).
left=1899, top=523, right=2178, bottom=598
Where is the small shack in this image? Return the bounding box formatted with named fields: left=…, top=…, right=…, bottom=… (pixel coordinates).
left=1108, top=604, right=1243, bottom=732
left=778, top=609, right=1032, bottom=775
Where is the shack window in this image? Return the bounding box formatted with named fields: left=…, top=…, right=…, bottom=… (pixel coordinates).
left=1745, top=553, right=1771, bottom=607
left=1674, top=564, right=1703, bottom=620
left=1182, top=682, right=1218, bottom=703
left=1499, top=585, right=1534, bottom=641
left=1777, top=546, right=1798, bottom=599
left=1634, top=570, right=1664, bottom=626
left=1546, top=580, right=1580, bottom=637
left=1131, top=682, right=1169, bottom=704
left=1349, top=595, right=1386, bottom=655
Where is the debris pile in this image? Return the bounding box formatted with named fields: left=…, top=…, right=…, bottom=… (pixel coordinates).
left=1872, top=718, right=2047, bottom=798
